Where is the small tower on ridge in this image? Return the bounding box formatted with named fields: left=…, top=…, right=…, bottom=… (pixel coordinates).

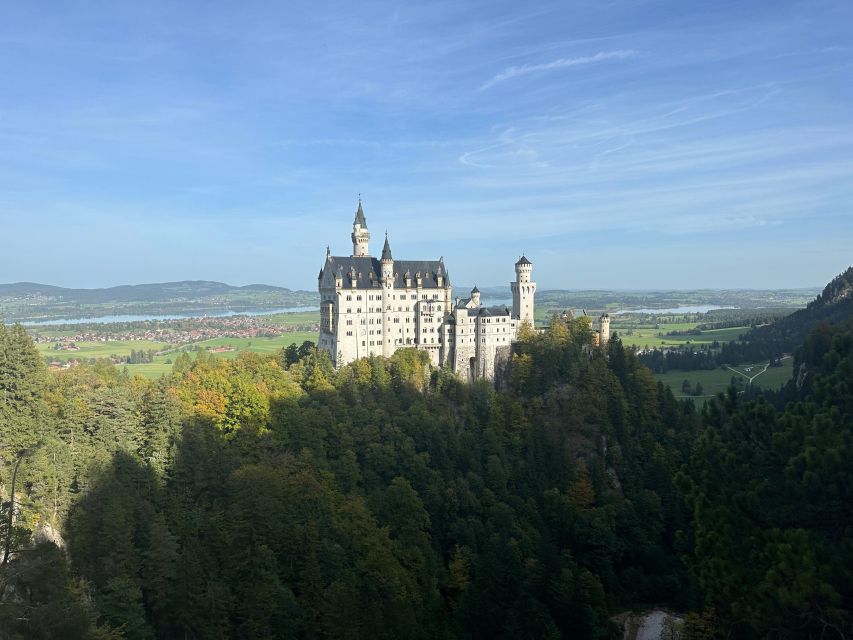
left=511, top=255, right=536, bottom=326
left=599, top=313, right=611, bottom=345
left=351, top=199, right=370, bottom=257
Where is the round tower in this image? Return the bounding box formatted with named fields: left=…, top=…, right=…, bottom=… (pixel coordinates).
left=599, top=313, right=611, bottom=345
left=470, top=285, right=481, bottom=307
left=380, top=234, right=394, bottom=284
left=351, top=199, right=370, bottom=256
left=511, top=255, right=536, bottom=326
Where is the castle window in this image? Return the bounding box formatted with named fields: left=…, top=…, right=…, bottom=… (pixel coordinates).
left=357, top=295, right=362, bottom=301
left=346, top=295, right=352, bottom=301
left=346, top=331, right=353, bottom=336
left=347, top=308, right=351, bottom=313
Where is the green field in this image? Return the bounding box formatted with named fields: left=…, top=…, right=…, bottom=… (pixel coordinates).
left=613, top=324, right=748, bottom=349
left=40, top=332, right=317, bottom=380
left=261, top=311, right=319, bottom=327
left=655, top=357, right=794, bottom=399
left=189, top=333, right=317, bottom=358
left=38, top=340, right=172, bottom=362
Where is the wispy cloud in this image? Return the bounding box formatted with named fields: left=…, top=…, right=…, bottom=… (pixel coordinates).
left=480, top=50, right=637, bottom=90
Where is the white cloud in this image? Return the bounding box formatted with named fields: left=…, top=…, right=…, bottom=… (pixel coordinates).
left=481, top=50, right=637, bottom=90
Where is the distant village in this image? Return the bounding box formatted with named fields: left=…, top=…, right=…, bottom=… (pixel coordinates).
left=31, top=314, right=317, bottom=347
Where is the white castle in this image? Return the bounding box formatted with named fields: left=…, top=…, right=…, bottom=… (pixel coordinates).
left=317, top=201, right=537, bottom=381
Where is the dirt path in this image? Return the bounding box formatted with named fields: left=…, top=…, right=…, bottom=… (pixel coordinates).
left=727, top=355, right=791, bottom=385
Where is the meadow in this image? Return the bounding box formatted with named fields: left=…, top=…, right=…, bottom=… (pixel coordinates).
left=39, top=331, right=317, bottom=379
left=613, top=324, right=748, bottom=349
left=655, top=358, right=794, bottom=399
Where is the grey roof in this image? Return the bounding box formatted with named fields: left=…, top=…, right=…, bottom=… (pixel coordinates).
left=471, top=285, right=480, bottom=294
left=481, top=305, right=512, bottom=316
left=516, top=255, right=532, bottom=265
left=353, top=201, right=367, bottom=228
left=319, top=255, right=449, bottom=290
left=455, top=302, right=512, bottom=317
left=381, top=235, right=393, bottom=261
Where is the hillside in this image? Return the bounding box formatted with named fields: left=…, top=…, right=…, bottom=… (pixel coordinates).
left=0, top=280, right=319, bottom=322
left=738, top=266, right=853, bottom=354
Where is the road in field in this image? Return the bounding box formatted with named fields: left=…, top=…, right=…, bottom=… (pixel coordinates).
left=726, top=355, right=792, bottom=385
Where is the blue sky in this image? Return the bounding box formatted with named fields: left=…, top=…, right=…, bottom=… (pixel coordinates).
left=1, top=0, right=851, bottom=291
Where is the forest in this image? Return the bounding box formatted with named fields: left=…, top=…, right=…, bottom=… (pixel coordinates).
left=0, top=296, right=851, bottom=638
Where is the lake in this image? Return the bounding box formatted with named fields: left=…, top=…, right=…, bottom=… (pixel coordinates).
left=613, top=305, right=736, bottom=315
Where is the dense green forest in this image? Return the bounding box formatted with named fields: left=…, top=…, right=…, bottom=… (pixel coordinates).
left=1, top=291, right=851, bottom=637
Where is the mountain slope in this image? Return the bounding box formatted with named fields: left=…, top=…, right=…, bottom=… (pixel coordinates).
left=744, top=266, right=853, bottom=350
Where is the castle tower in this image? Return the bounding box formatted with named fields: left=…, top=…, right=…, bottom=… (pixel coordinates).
left=470, top=285, right=480, bottom=307
left=380, top=234, right=394, bottom=282
left=511, top=255, right=536, bottom=326
left=599, top=313, right=611, bottom=345
left=351, top=199, right=370, bottom=256
left=381, top=233, right=394, bottom=356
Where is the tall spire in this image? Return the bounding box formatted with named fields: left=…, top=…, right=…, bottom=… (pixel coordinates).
left=354, top=197, right=367, bottom=228
left=381, top=232, right=393, bottom=261
left=351, top=198, right=370, bottom=256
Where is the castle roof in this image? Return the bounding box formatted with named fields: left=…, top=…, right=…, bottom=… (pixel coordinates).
left=454, top=300, right=512, bottom=317
left=478, top=305, right=512, bottom=317
left=353, top=201, right=367, bottom=228
left=471, top=285, right=480, bottom=294
left=381, top=234, right=393, bottom=261
left=319, top=255, right=448, bottom=290
left=516, top=255, right=532, bottom=266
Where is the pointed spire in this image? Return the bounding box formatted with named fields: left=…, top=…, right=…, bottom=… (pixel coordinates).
left=326, top=245, right=331, bottom=259
left=381, top=232, right=393, bottom=261
left=471, top=285, right=480, bottom=294
left=354, top=197, right=367, bottom=228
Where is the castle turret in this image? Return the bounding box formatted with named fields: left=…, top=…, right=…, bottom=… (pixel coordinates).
left=380, top=233, right=394, bottom=283
left=599, top=313, right=611, bottom=345
left=351, top=199, right=370, bottom=256
left=511, top=255, right=536, bottom=326
left=470, top=285, right=481, bottom=307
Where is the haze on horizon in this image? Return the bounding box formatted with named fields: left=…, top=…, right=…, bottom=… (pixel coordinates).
left=1, top=1, right=851, bottom=291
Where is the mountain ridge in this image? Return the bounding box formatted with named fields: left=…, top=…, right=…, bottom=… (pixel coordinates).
left=0, top=280, right=312, bottom=303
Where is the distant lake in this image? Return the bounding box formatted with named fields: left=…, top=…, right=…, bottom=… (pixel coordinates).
left=20, top=306, right=320, bottom=326
left=613, top=305, right=736, bottom=315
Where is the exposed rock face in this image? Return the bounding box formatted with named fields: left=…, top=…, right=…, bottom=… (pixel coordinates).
left=613, top=609, right=684, bottom=640
left=33, top=522, right=65, bottom=549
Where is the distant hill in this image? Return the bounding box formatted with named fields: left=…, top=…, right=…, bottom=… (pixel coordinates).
left=744, top=266, right=853, bottom=348
left=0, top=280, right=319, bottom=322
left=534, top=288, right=819, bottom=310
left=0, top=280, right=307, bottom=303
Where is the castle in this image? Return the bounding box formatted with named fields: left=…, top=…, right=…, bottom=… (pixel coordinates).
left=317, top=201, right=537, bottom=381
